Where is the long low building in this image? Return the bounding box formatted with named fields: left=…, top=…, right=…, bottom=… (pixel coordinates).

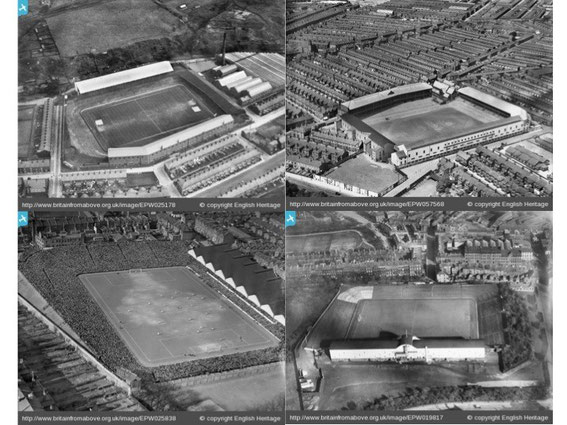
left=330, top=335, right=486, bottom=363
left=390, top=115, right=528, bottom=167
left=340, top=82, right=433, bottom=115
left=74, top=62, right=174, bottom=95
left=108, top=115, right=234, bottom=167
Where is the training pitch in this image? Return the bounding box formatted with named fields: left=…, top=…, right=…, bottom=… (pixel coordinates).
left=79, top=267, right=278, bottom=367
left=81, top=85, right=214, bottom=149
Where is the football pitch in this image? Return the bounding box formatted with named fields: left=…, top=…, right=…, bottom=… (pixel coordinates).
left=81, top=85, right=214, bottom=149
left=305, top=285, right=495, bottom=349
left=348, top=298, right=479, bottom=340
left=361, top=98, right=501, bottom=149
left=79, top=267, right=278, bottom=367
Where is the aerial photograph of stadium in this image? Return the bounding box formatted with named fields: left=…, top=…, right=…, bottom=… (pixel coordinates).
left=18, top=0, right=285, bottom=198
left=18, top=210, right=285, bottom=411
left=286, top=0, right=553, bottom=198
left=286, top=210, right=552, bottom=411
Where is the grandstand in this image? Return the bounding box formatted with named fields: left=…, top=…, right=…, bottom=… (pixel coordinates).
left=338, top=84, right=530, bottom=168
left=65, top=62, right=243, bottom=168
left=190, top=245, right=285, bottom=325
left=301, top=284, right=501, bottom=364
left=18, top=302, right=145, bottom=411
left=108, top=115, right=234, bottom=167
left=18, top=238, right=284, bottom=388
left=74, top=62, right=174, bottom=95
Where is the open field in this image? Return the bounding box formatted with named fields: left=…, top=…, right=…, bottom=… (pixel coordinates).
left=361, top=98, right=502, bottom=149
left=79, top=267, right=278, bottom=367
left=126, top=172, right=159, bottom=187
left=316, top=359, right=504, bottom=411
left=46, top=0, right=185, bottom=57
left=159, top=0, right=284, bottom=54
left=81, top=85, right=213, bottom=149
left=325, top=155, right=403, bottom=194
left=163, top=363, right=285, bottom=411
left=286, top=230, right=372, bottom=254
left=401, top=178, right=438, bottom=197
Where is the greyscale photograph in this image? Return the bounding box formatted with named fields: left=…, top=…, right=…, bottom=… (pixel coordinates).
left=18, top=0, right=285, bottom=198
left=18, top=211, right=285, bottom=411
left=286, top=211, right=552, bottom=411
left=285, top=0, right=553, bottom=198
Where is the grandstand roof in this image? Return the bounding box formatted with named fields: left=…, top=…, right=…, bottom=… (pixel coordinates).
left=341, top=83, right=432, bottom=112
left=330, top=338, right=485, bottom=351
left=458, top=86, right=529, bottom=121
left=107, top=115, right=234, bottom=158
left=74, top=62, right=173, bottom=95
left=193, top=244, right=284, bottom=317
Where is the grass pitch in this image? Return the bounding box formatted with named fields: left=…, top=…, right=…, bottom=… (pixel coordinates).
left=361, top=97, right=502, bottom=149
left=79, top=267, right=278, bottom=367
left=81, top=85, right=213, bottom=149
left=348, top=298, right=478, bottom=340
left=305, top=285, right=501, bottom=349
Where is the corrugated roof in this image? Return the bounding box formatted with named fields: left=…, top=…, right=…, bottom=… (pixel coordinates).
left=75, top=62, right=173, bottom=94
left=247, top=81, right=273, bottom=97
left=458, top=86, right=529, bottom=121
left=330, top=337, right=485, bottom=350
left=193, top=244, right=284, bottom=317
left=218, top=71, right=247, bottom=87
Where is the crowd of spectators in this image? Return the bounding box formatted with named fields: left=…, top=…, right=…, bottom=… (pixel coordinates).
left=19, top=239, right=284, bottom=385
